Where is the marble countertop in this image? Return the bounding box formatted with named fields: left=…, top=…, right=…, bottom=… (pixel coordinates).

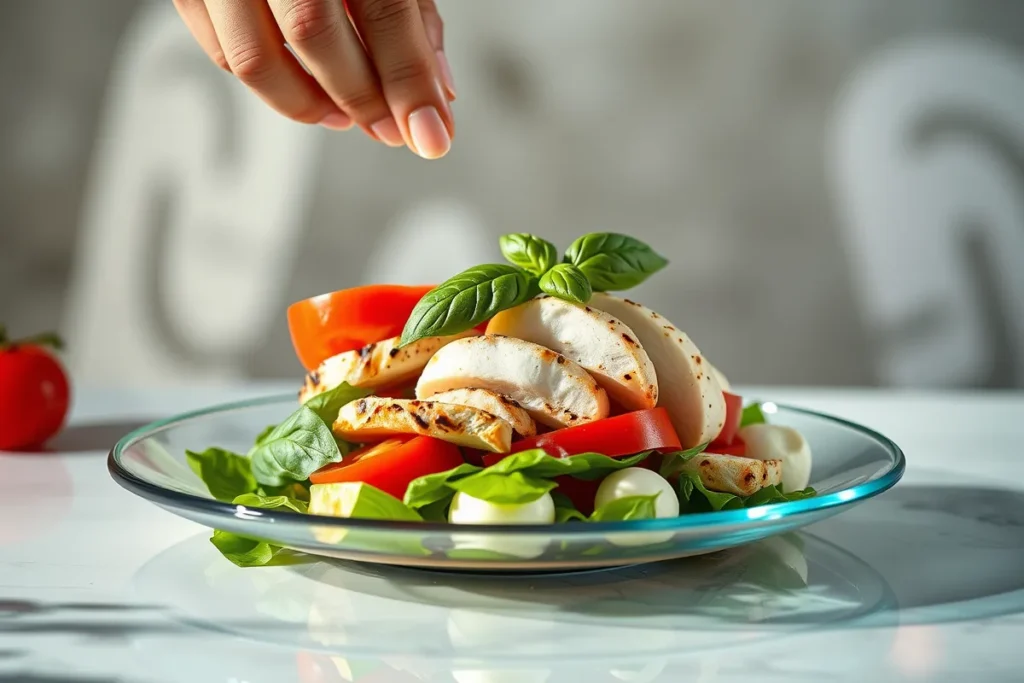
left=2, top=384, right=1023, bottom=683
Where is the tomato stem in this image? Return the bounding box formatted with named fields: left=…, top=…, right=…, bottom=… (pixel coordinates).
left=0, top=325, right=65, bottom=351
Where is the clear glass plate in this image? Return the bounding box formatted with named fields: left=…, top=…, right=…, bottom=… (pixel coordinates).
left=108, top=395, right=905, bottom=571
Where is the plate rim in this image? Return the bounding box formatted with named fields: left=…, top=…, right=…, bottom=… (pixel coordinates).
left=107, top=393, right=906, bottom=535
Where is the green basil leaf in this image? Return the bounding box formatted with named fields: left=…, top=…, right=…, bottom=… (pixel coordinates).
left=210, top=530, right=280, bottom=567
left=538, top=264, right=593, bottom=304
left=303, top=382, right=372, bottom=426
left=310, top=482, right=422, bottom=522
left=232, top=492, right=308, bottom=513
left=499, top=233, right=559, bottom=276
left=249, top=406, right=342, bottom=487
left=567, top=451, right=652, bottom=480
left=417, top=497, right=453, bottom=522
left=564, top=233, right=668, bottom=291
left=551, top=491, right=587, bottom=523
left=403, top=463, right=482, bottom=510
left=450, top=471, right=557, bottom=504
left=257, top=481, right=311, bottom=502
left=740, top=403, right=767, bottom=427
left=589, top=494, right=660, bottom=522
left=185, top=447, right=257, bottom=502
left=658, top=443, right=710, bottom=479
left=399, top=264, right=535, bottom=346
left=677, top=473, right=744, bottom=512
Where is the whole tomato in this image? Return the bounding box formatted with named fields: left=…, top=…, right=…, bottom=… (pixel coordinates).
left=0, top=326, right=71, bottom=451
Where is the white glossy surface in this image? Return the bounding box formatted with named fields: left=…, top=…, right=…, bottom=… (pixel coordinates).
left=2, top=384, right=1024, bottom=682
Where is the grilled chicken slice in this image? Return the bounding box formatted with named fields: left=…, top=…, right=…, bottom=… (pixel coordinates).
left=485, top=296, right=658, bottom=411
left=333, top=397, right=512, bottom=453
left=588, top=293, right=726, bottom=448
left=680, top=453, right=783, bottom=497
left=300, top=331, right=475, bottom=403
left=415, top=335, right=610, bottom=429
left=428, top=388, right=537, bottom=437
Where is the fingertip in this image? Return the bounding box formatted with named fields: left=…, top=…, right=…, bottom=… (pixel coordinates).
left=408, top=105, right=451, bottom=159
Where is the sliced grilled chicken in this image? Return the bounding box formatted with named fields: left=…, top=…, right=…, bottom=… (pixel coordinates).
left=428, top=388, right=537, bottom=437
left=416, top=335, right=610, bottom=429
left=680, top=453, right=782, bottom=497
left=485, top=296, right=658, bottom=411
left=300, top=331, right=475, bottom=403
left=333, top=397, right=512, bottom=453
left=589, top=294, right=726, bottom=448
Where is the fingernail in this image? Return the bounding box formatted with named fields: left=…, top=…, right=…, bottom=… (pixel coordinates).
left=436, top=50, right=456, bottom=99
left=408, top=106, right=451, bottom=159
left=319, top=111, right=352, bottom=130
left=370, top=117, right=405, bottom=147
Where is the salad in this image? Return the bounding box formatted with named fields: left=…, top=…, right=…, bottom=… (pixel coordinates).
left=188, top=232, right=816, bottom=566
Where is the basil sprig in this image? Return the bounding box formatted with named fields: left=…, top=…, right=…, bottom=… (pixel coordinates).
left=399, top=264, right=533, bottom=346
left=564, top=233, right=668, bottom=292
left=499, top=233, right=558, bottom=276
left=399, top=232, right=668, bottom=347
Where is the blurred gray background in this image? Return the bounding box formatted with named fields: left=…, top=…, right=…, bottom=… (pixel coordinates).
left=1, top=0, right=1022, bottom=389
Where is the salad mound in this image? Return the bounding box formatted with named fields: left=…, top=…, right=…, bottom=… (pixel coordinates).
left=189, top=232, right=816, bottom=566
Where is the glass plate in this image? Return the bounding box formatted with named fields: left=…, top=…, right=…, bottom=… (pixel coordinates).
left=108, top=395, right=905, bottom=571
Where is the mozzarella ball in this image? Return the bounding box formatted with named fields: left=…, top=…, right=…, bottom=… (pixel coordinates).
left=595, top=468, right=679, bottom=519
left=738, top=424, right=812, bottom=492
left=449, top=491, right=555, bottom=525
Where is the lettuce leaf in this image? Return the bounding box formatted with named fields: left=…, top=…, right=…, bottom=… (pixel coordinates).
left=185, top=447, right=257, bottom=502
left=208, top=493, right=309, bottom=567
left=740, top=402, right=767, bottom=427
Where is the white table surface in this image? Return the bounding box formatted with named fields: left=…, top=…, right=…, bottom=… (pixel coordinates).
left=2, top=383, right=1023, bottom=683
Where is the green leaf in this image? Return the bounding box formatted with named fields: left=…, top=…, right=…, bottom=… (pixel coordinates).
left=185, top=447, right=257, bottom=502
left=303, top=382, right=372, bottom=426
left=249, top=406, right=342, bottom=487
left=310, top=482, right=422, bottom=521
left=210, top=530, right=280, bottom=567
left=740, top=403, right=767, bottom=427
left=499, top=233, right=559, bottom=276
left=451, top=470, right=557, bottom=505
left=590, top=494, right=660, bottom=522
left=552, top=491, right=587, bottom=523
left=257, top=481, right=311, bottom=502
left=538, top=264, right=593, bottom=304
left=564, top=233, right=668, bottom=292
left=403, top=462, right=482, bottom=510
left=658, top=443, right=710, bottom=479
left=480, top=449, right=650, bottom=480
left=399, top=264, right=535, bottom=346
left=565, top=451, right=653, bottom=480
left=677, top=473, right=744, bottom=512
left=232, top=492, right=308, bottom=513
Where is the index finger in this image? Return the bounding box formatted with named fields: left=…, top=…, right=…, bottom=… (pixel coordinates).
left=348, top=0, right=453, bottom=159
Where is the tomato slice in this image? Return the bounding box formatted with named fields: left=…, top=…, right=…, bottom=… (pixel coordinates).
left=712, top=391, right=744, bottom=447
left=309, top=435, right=465, bottom=500
left=287, top=285, right=434, bottom=371
left=709, top=437, right=747, bottom=457
left=481, top=408, right=682, bottom=467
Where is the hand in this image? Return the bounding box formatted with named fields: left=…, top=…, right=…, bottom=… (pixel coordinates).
left=172, top=0, right=456, bottom=159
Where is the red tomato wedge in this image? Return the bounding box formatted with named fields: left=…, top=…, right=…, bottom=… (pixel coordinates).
left=709, top=437, right=747, bottom=457
left=309, top=435, right=464, bottom=500
left=481, top=408, right=682, bottom=467
left=712, top=391, right=744, bottom=447
left=287, top=285, right=434, bottom=371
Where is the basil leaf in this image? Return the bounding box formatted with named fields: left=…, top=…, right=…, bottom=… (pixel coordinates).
left=538, top=264, right=593, bottom=304
left=399, top=264, right=535, bottom=346
left=564, top=233, right=668, bottom=291
left=740, top=402, right=767, bottom=427
left=451, top=471, right=557, bottom=505
left=303, top=382, right=371, bottom=426
left=590, top=494, right=660, bottom=522
left=499, top=233, right=558, bottom=276
left=677, top=473, right=743, bottom=512
left=232, top=492, right=308, bottom=513
left=185, top=447, right=257, bottom=502
left=210, top=495, right=310, bottom=567
left=658, top=443, right=710, bottom=479
left=745, top=485, right=817, bottom=507
left=552, top=491, right=587, bottom=523
left=257, top=481, right=311, bottom=502
left=310, top=482, right=422, bottom=521
left=403, top=463, right=482, bottom=510
left=249, top=406, right=342, bottom=487
left=567, top=451, right=652, bottom=480
left=210, top=530, right=280, bottom=567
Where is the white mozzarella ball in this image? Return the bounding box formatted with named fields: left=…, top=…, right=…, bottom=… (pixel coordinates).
left=449, top=491, right=555, bottom=525
left=739, top=424, right=812, bottom=492
left=595, top=468, right=679, bottom=519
